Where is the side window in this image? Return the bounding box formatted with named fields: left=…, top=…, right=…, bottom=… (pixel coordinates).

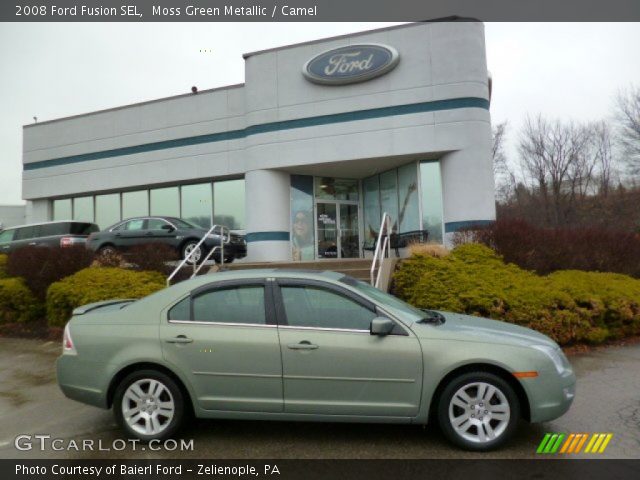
left=168, top=297, right=190, bottom=320
left=192, top=286, right=266, bottom=325
left=147, top=218, right=169, bottom=230
left=14, top=226, right=36, bottom=241
left=124, top=219, right=145, bottom=231
left=280, top=286, right=376, bottom=330
left=0, top=229, right=15, bottom=243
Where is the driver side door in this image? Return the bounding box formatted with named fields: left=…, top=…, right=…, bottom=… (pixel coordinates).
left=274, top=279, right=423, bottom=418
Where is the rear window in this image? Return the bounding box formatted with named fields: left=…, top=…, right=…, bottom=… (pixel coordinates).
left=68, top=222, right=99, bottom=235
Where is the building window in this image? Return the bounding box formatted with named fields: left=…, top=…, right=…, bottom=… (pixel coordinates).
left=419, top=161, right=444, bottom=243
left=213, top=179, right=245, bottom=230
left=73, top=196, right=94, bottom=223
left=122, top=190, right=149, bottom=219
left=95, top=193, right=121, bottom=229
left=314, top=177, right=358, bottom=201
left=181, top=183, right=212, bottom=228
left=363, top=162, right=421, bottom=239
left=397, top=163, right=420, bottom=233
left=52, top=199, right=72, bottom=221
left=363, top=176, right=380, bottom=244
left=150, top=187, right=180, bottom=218
left=290, top=175, right=315, bottom=261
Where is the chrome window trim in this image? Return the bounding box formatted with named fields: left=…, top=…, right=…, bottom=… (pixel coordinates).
left=277, top=325, right=369, bottom=334
left=168, top=319, right=275, bottom=328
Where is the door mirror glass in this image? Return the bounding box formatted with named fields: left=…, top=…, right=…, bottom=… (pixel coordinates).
left=370, top=317, right=395, bottom=336
left=161, top=224, right=174, bottom=232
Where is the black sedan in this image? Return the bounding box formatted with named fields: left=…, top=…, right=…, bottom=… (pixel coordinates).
left=86, top=216, right=246, bottom=264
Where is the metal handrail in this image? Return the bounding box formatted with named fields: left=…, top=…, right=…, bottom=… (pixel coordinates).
left=166, top=224, right=231, bottom=287
left=370, top=212, right=392, bottom=288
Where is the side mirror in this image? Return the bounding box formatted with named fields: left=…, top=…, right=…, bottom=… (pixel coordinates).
left=370, top=317, right=395, bottom=336
left=161, top=224, right=175, bottom=232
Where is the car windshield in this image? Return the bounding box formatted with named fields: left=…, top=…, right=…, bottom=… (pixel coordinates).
left=341, top=276, right=425, bottom=322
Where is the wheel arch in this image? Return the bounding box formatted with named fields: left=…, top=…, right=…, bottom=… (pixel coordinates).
left=428, top=363, right=531, bottom=422
left=106, top=362, right=195, bottom=416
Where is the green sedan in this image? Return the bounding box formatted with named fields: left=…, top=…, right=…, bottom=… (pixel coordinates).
left=56, top=269, right=575, bottom=451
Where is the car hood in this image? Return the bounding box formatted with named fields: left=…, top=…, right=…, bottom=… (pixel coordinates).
left=414, top=311, right=558, bottom=349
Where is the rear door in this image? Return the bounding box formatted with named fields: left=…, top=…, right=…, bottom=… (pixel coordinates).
left=275, top=279, right=423, bottom=417
left=114, top=219, right=147, bottom=250
left=160, top=279, right=283, bottom=412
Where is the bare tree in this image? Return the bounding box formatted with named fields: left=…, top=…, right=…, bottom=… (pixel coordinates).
left=615, top=86, right=640, bottom=176
left=492, top=121, right=515, bottom=202
left=518, top=115, right=591, bottom=225
left=589, top=121, right=615, bottom=196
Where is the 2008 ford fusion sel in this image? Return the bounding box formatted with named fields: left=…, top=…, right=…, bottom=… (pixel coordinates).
left=57, top=269, right=575, bottom=451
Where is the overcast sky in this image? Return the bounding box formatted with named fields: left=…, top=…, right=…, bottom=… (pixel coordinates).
left=1, top=22, right=639, bottom=205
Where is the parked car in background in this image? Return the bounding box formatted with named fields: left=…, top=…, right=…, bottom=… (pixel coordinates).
left=57, top=269, right=575, bottom=451
left=0, top=221, right=99, bottom=254
left=86, top=216, right=247, bottom=264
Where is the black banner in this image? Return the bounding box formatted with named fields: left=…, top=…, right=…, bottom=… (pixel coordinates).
left=3, top=460, right=640, bottom=480
left=2, top=0, right=640, bottom=22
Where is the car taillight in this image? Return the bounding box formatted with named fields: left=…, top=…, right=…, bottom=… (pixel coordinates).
left=60, top=237, right=73, bottom=247
left=63, top=324, right=77, bottom=355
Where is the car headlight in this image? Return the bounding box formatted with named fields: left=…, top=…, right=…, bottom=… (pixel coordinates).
left=532, top=345, right=569, bottom=374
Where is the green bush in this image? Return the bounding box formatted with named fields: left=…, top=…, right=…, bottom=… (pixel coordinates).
left=46, top=267, right=166, bottom=327
left=0, top=254, right=8, bottom=279
left=0, top=277, right=43, bottom=323
left=393, top=244, right=640, bottom=346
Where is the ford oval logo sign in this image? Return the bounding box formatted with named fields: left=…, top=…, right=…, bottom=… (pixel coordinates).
left=303, top=44, right=400, bottom=85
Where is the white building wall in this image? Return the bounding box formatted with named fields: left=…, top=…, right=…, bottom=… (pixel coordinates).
left=21, top=21, right=496, bottom=256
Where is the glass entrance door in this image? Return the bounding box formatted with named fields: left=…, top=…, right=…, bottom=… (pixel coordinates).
left=316, top=202, right=360, bottom=259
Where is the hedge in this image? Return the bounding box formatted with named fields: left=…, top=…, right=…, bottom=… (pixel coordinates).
left=0, top=254, right=8, bottom=279
left=46, top=267, right=166, bottom=327
left=0, top=277, right=43, bottom=323
left=393, top=243, right=640, bottom=346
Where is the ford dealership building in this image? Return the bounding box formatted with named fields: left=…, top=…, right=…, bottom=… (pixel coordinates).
left=21, top=21, right=495, bottom=262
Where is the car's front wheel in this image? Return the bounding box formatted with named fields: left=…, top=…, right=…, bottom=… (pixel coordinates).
left=437, top=371, right=520, bottom=451
left=181, top=241, right=203, bottom=265
left=113, top=370, right=185, bottom=441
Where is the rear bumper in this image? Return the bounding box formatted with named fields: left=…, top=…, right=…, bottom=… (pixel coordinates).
left=56, top=355, right=109, bottom=409
left=523, top=368, right=576, bottom=423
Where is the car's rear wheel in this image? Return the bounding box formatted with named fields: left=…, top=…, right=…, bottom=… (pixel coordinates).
left=182, top=241, right=203, bottom=265
left=113, top=370, right=184, bottom=441
left=97, top=245, right=117, bottom=257
left=437, top=371, right=519, bottom=451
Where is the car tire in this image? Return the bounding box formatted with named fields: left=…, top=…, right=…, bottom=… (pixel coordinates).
left=97, top=245, right=117, bottom=256
left=181, top=241, right=203, bottom=265
left=113, top=370, right=185, bottom=442
left=437, top=371, right=520, bottom=451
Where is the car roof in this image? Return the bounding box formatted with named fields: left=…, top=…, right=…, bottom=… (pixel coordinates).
left=169, top=268, right=347, bottom=292
left=0, top=220, right=95, bottom=231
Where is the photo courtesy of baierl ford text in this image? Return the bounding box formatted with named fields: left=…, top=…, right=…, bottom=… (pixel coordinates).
left=0, top=1, right=639, bottom=479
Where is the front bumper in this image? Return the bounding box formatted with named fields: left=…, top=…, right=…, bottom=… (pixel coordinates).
left=523, top=368, right=576, bottom=423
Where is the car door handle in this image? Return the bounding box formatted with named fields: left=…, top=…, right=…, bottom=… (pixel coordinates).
left=145, top=232, right=154, bottom=236
left=166, top=335, right=193, bottom=344
left=287, top=341, right=319, bottom=350
left=114, top=233, right=122, bottom=237
left=29, top=242, right=37, bottom=246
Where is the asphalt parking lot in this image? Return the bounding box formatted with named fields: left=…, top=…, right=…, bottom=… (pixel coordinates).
left=0, top=337, right=638, bottom=460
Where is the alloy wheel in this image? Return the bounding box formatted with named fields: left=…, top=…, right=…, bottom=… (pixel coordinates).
left=121, top=378, right=175, bottom=436
left=448, top=381, right=511, bottom=444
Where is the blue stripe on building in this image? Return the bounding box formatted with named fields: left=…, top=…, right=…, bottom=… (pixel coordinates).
left=444, top=220, right=495, bottom=233
left=24, top=97, right=490, bottom=171
left=245, top=231, right=291, bottom=243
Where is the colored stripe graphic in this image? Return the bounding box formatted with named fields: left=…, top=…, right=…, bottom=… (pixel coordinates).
left=538, top=433, right=613, bottom=454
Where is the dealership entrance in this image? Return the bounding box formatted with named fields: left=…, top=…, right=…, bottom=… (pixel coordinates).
left=315, top=200, right=360, bottom=258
